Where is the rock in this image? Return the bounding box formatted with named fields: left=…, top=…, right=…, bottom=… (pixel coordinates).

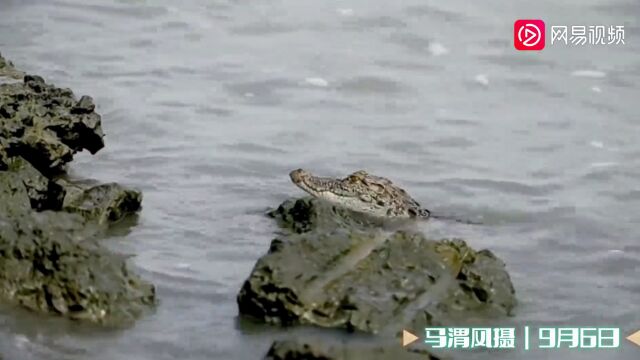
left=0, top=170, right=31, bottom=215
left=263, top=339, right=443, bottom=360
left=0, top=53, right=152, bottom=325
left=247, top=197, right=515, bottom=357
left=239, top=197, right=516, bottom=334
left=264, top=340, right=336, bottom=360
left=0, top=52, right=139, bottom=223
left=0, top=175, right=156, bottom=326
left=59, top=179, right=143, bottom=224
left=268, top=197, right=384, bottom=234
left=0, top=63, right=104, bottom=175
left=0, top=53, right=25, bottom=81
left=70, top=95, right=96, bottom=114
left=7, top=156, right=65, bottom=211
left=268, top=197, right=317, bottom=233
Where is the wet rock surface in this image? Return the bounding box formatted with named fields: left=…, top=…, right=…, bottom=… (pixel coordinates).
left=58, top=178, right=143, bottom=224
left=0, top=53, right=153, bottom=326
left=0, top=183, right=155, bottom=325
left=264, top=340, right=336, bottom=360
left=242, top=198, right=516, bottom=331
left=242, top=197, right=517, bottom=357
left=7, top=157, right=65, bottom=211
left=1, top=56, right=104, bottom=175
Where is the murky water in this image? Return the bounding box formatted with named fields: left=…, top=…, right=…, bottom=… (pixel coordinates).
left=1, top=0, right=639, bottom=359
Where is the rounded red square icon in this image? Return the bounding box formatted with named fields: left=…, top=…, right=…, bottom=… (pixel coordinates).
left=514, top=19, right=545, bottom=50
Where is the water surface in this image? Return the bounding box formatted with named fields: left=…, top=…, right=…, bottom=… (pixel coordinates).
left=0, top=0, right=639, bottom=359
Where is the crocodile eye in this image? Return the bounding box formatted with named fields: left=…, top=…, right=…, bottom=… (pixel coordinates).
left=376, top=200, right=386, bottom=206
left=359, top=194, right=372, bottom=202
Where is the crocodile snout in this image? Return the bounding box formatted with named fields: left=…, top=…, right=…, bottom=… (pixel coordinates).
left=289, top=168, right=307, bottom=184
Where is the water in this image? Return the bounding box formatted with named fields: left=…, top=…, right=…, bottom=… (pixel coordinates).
left=0, top=0, right=639, bottom=359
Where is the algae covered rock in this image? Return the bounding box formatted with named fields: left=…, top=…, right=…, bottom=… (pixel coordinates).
left=239, top=197, right=516, bottom=334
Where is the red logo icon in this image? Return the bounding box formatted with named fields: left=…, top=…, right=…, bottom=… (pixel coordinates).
left=514, top=19, right=545, bottom=50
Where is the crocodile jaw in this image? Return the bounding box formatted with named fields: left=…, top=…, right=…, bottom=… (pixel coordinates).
left=289, top=168, right=342, bottom=199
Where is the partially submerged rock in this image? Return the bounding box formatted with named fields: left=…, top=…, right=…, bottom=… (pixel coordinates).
left=0, top=174, right=155, bottom=325
left=263, top=339, right=442, bottom=360
left=239, top=229, right=515, bottom=333
left=240, top=196, right=516, bottom=335
left=59, top=179, right=142, bottom=224
left=0, top=53, right=152, bottom=325
left=264, top=340, right=336, bottom=360
left=267, top=197, right=386, bottom=234
left=0, top=52, right=140, bottom=220
left=0, top=52, right=140, bottom=224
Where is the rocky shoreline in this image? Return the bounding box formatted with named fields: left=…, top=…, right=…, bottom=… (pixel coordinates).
left=0, top=53, right=155, bottom=326
left=238, top=198, right=517, bottom=359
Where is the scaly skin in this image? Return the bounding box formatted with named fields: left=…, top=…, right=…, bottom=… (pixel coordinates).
left=289, top=169, right=431, bottom=219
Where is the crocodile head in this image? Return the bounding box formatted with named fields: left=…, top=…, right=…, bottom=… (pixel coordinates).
left=289, top=168, right=430, bottom=219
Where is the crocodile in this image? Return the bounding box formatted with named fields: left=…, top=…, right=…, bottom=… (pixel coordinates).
left=289, top=168, right=431, bottom=219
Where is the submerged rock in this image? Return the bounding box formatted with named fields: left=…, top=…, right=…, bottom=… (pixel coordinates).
left=264, top=340, right=336, bottom=360
left=0, top=53, right=152, bottom=325
left=263, top=339, right=442, bottom=360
